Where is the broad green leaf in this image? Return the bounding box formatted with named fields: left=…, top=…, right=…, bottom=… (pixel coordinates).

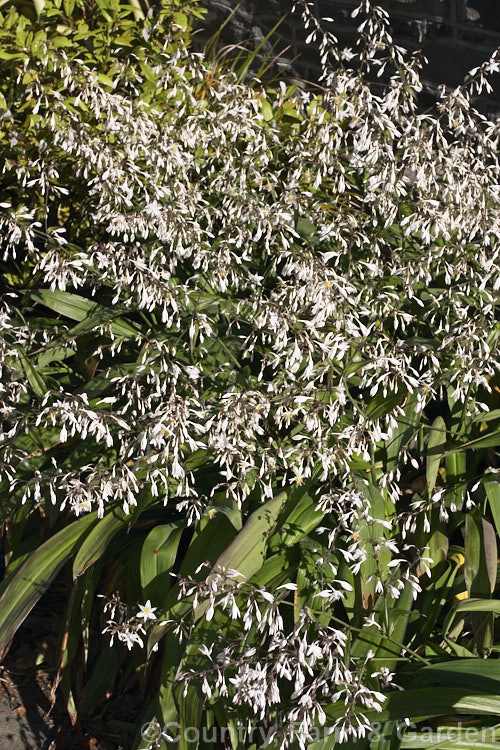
left=376, top=581, right=414, bottom=670
left=401, top=734, right=500, bottom=749
left=413, top=505, right=448, bottom=573
left=296, top=217, right=316, bottom=237
left=0, top=50, right=25, bottom=59
left=175, top=642, right=206, bottom=750
left=77, top=647, right=121, bottom=716
left=374, top=721, right=403, bottom=750
left=51, top=578, right=92, bottom=701
left=114, top=34, right=134, bottom=46
left=464, top=510, right=496, bottom=652
left=282, top=105, right=302, bottom=120
left=294, top=541, right=333, bottom=625
left=415, top=564, right=458, bottom=645
left=60, top=672, right=77, bottom=726
left=52, top=34, right=73, bottom=47
left=31, top=290, right=138, bottom=338
left=450, top=598, right=500, bottom=615
left=464, top=510, right=496, bottom=597
left=471, top=408, right=500, bottom=423
left=17, top=346, right=47, bottom=398
left=174, top=490, right=287, bottom=627
left=324, top=687, right=500, bottom=723
left=313, top=688, right=500, bottom=750
left=179, top=513, right=237, bottom=579
left=428, top=526, right=449, bottom=568
left=80, top=567, right=98, bottom=670
left=213, top=491, right=287, bottom=582
left=156, top=633, right=185, bottom=737
left=309, top=734, right=369, bottom=750
left=355, top=483, right=392, bottom=610
left=73, top=507, right=131, bottom=579
left=443, top=636, right=476, bottom=658
left=427, top=416, right=446, bottom=496
left=350, top=581, right=413, bottom=671
left=205, top=492, right=242, bottom=531
left=385, top=395, right=420, bottom=471
left=443, top=597, right=500, bottom=643
left=0, top=513, right=98, bottom=660
left=37, top=345, right=76, bottom=368
left=419, top=658, right=500, bottom=694
left=269, top=489, right=323, bottom=551
left=260, top=98, right=273, bottom=121
left=97, top=72, right=114, bottom=87
left=212, top=704, right=247, bottom=750
left=140, top=522, right=184, bottom=602
left=446, top=429, right=500, bottom=452
left=252, top=548, right=300, bottom=589
left=484, top=478, right=500, bottom=538
left=177, top=691, right=203, bottom=750
left=366, top=387, right=406, bottom=420
left=147, top=514, right=237, bottom=653
left=445, top=450, right=466, bottom=509
left=172, top=11, right=189, bottom=29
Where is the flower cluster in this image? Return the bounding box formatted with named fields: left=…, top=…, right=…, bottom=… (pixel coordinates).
left=174, top=567, right=388, bottom=748
left=101, top=593, right=157, bottom=650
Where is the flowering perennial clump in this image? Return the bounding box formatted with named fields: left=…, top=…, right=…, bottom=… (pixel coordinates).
left=1, top=0, right=500, bottom=746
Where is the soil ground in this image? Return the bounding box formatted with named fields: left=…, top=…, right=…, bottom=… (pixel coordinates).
left=0, top=605, right=134, bottom=749
left=0, top=666, right=53, bottom=749
left=0, top=662, right=124, bottom=749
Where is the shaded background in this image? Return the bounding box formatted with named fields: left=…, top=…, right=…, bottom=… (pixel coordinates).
left=195, top=0, right=500, bottom=114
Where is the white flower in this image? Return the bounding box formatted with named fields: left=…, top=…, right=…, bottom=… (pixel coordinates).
left=137, top=600, right=157, bottom=621
left=341, top=47, right=356, bottom=61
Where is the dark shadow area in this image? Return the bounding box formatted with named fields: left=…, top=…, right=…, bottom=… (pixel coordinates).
left=0, top=664, right=52, bottom=750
